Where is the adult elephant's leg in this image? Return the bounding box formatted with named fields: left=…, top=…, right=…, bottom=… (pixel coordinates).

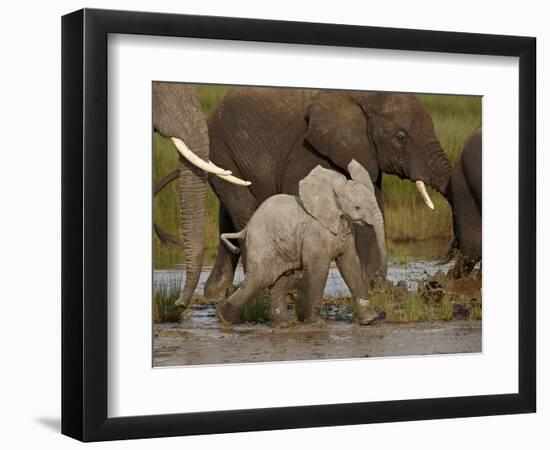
left=204, top=204, right=240, bottom=299
left=355, top=182, right=386, bottom=285
left=459, top=209, right=482, bottom=275
left=269, top=274, right=296, bottom=328
left=204, top=160, right=259, bottom=299
left=450, top=163, right=482, bottom=278
left=447, top=208, right=460, bottom=261
left=336, top=237, right=379, bottom=325
left=355, top=227, right=381, bottom=281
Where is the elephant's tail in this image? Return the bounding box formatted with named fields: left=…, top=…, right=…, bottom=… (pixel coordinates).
left=221, top=230, right=246, bottom=255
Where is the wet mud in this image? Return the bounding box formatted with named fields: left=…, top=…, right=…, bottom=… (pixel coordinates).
left=154, top=316, right=481, bottom=366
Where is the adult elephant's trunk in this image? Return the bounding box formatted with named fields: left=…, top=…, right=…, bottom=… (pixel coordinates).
left=371, top=211, right=387, bottom=279
left=424, top=140, right=454, bottom=201
left=176, top=153, right=208, bottom=307
left=153, top=83, right=209, bottom=309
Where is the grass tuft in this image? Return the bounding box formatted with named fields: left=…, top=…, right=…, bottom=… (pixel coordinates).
left=468, top=304, right=483, bottom=320
left=238, top=291, right=271, bottom=323
left=153, top=280, right=183, bottom=323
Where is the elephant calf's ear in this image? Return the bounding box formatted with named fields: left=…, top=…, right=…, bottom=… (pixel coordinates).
left=348, top=159, right=375, bottom=194
left=305, top=93, right=380, bottom=181
left=299, top=166, right=346, bottom=235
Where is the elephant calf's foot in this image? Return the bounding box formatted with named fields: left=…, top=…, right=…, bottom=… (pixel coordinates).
left=216, top=300, right=240, bottom=328
left=272, top=316, right=297, bottom=329
left=354, top=298, right=379, bottom=326
left=271, top=305, right=296, bottom=329
left=302, top=317, right=326, bottom=329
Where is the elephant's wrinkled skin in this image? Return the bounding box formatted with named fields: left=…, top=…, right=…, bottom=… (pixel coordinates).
left=217, top=161, right=387, bottom=327
left=204, top=87, right=453, bottom=299
left=448, top=128, right=482, bottom=277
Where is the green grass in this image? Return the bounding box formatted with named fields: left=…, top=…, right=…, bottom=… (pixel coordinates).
left=194, top=85, right=231, bottom=112
left=238, top=291, right=271, bottom=323
left=153, top=86, right=481, bottom=268
left=366, top=286, right=455, bottom=323
left=469, top=304, right=483, bottom=320
left=324, top=272, right=481, bottom=324
left=153, top=280, right=183, bottom=323
left=417, top=94, right=482, bottom=164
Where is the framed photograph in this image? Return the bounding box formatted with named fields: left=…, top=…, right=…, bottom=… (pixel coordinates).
left=62, top=8, right=536, bottom=442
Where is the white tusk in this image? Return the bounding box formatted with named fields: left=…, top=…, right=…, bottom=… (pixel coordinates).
left=208, top=160, right=232, bottom=174
left=215, top=173, right=252, bottom=186
left=415, top=180, right=434, bottom=210
left=171, top=137, right=232, bottom=176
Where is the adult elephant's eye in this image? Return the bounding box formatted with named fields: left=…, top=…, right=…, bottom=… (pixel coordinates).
left=395, top=131, right=408, bottom=145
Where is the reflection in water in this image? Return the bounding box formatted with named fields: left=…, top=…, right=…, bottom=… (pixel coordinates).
left=154, top=259, right=456, bottom=297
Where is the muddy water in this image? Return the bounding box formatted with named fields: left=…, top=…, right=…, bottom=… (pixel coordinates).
left=153, top=259, right=481, bottom=367
left=154, top=259, right=456, bottom=296
left=154, top=319, right=481, bottom=366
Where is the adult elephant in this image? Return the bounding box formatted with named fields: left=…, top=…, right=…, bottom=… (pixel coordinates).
left=448, top=127, right=482, bottom=277
left=202, top=87, right=453, bottom=299
left=152, top=82, right=249, bottom=308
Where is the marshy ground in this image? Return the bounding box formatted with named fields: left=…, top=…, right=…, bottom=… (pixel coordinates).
left=153, top=259, right=482, bottom=366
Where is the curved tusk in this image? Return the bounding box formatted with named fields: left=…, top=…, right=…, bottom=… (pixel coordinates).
left=215, top=173, right=252, bottom=186
left=208, top=159, right=232, bottom=174
left=171, top=137, right=232, bottom=176
left=415, top=180, right=434, bottom=210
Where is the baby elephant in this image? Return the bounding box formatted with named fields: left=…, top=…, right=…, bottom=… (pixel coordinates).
left=216, top=160, right=387, bottom=328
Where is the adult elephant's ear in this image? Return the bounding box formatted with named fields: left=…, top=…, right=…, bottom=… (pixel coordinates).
left=305, top=92, right=379, bottom=182
left=299, top=165, right=347, bottom=235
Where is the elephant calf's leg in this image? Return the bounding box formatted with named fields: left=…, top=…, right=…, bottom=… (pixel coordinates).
left=216, top=279, right=262, bottom=326
left=269, top=274, right=296, bottom=328
left=303, top=261, right=330, bottom=325
left=336, top=239, right=379, bottom=326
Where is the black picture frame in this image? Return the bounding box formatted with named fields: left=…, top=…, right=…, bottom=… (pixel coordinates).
left=61, top=8, right=536, bottom=442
